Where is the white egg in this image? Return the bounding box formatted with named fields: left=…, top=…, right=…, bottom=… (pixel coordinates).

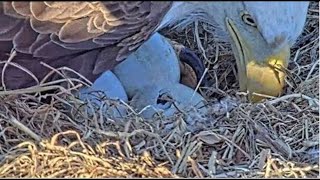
left=113, top=32, right=180, bottom=98
left=130, top=83, right=208, bottom=119
left=78, top=32, right=208, bottom=119
left=78, top=71, right=128, bottom=118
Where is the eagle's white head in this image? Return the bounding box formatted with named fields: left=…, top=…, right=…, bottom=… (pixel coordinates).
left=158, top=1, right=310, bottom=102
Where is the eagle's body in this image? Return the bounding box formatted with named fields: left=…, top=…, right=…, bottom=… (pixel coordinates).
left=0, top=2, right=172, bottom=89
left=0, top=1, right=310, bottom=103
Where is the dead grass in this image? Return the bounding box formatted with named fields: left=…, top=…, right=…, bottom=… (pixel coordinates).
left=0, top=1, right=319, bottom=178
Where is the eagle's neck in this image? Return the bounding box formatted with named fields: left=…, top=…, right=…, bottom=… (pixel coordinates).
left=157, top=2, right=230, bottom=43
left=157, top=2, right=205, bottom=31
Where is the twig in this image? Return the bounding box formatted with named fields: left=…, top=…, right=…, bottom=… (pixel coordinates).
left=8, top=115, right=41, bottom=142
left=190, top=67, right=208, bottom=102
left=268, top=93, right=319, bottom=105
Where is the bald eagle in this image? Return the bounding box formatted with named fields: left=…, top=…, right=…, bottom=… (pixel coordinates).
left=0, top=1, right=309, bottom=103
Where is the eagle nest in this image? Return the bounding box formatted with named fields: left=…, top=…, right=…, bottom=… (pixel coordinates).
left=0, top=1, right=318, bottom=178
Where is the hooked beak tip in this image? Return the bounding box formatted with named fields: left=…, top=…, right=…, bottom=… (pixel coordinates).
left=246, top=49, right=290, bottom=102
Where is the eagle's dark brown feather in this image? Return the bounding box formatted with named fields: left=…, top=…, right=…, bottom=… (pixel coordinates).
left=0, top=1, right=172, bottom=89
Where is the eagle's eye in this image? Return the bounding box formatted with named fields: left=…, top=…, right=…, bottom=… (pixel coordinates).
left=241, top=12, right=257, bottom=27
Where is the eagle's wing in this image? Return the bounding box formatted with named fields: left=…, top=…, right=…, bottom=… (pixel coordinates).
left=0, top=2, right=172, bottom=89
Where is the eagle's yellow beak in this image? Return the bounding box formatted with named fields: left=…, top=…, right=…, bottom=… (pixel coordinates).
left=246, top=48, right=289, bottom=102
left=226, top=18, right=290, bottom=102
